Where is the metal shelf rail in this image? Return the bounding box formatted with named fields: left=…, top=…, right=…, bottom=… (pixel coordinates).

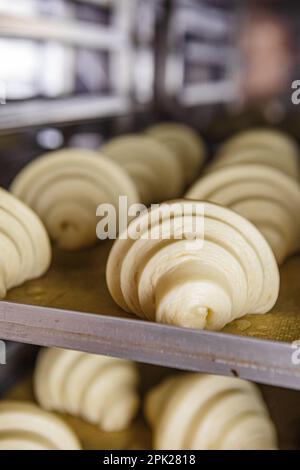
left=0, top=300, right=299, bottom=391
left=0, top=0, right=154, bottom=131
left=0, top=0, right=299, bottom=393
left=0, top=244, right=298, bottom=391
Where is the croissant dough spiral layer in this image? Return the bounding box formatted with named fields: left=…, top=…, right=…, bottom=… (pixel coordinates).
left=145, top=373, right=277, bottom=450
left=106, top=200, right=279, bottom=330
left=34, top=348, right=140, bottom=432
left=101, top=134, right=184, bottom=205
left=147, top=122, right=206, bottom=185
left=0, top=187, right=51, bottom=298
left=10, top=149, right=139, bottom=250
left=208, top=145, right=299, bottom=179
left=0, top=401, right=81, bottom=450
left=186, top=164, right=300, bottom=264
left=216, top=128, right=299, bottom=179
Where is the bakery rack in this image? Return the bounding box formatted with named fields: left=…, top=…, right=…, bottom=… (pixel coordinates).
left=0, top=0, right=300, bottom=395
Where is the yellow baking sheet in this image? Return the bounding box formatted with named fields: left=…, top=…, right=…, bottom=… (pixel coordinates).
left=5, top=242, right=300, bottom=342
left=5, top=366, right=300, bottom=450
left=4, top=362, right=170, bottom=451
left=5, top=378, right=149, bottom=450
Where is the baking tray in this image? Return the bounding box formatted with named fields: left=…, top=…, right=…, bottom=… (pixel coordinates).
left=0, top=242, right=300, bottom=390
left=2, top=359, right=300, bottom=450
left=4, top=376, right=152, bottom=451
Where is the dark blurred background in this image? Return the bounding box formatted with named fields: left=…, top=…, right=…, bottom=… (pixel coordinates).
left=0, top=0, right=300, bottom=186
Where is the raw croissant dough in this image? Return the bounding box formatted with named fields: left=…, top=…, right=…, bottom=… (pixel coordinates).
left=215, top=128, right=299, bottom=179
left=187, top=130, right=300, bottom=264
left=147, top=122, right=206, bottom=184
left=34, top=348, right=140, bottom=432
left=207, top=145, right=299, bottom=178
left=186, top=164, right=300, bottom=264
left=145, top=373, right=278, bottom=450
left=101, top=134, right=184, bottom=205
left=106, top=200, right=279, bottom=330
left=10, top=149, right=139, bottom=250
left=0, top=187, right=51, bottom=298
left=0, top=401, right=81, bottom=450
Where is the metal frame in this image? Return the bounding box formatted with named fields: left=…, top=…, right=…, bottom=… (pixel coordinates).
left=0, top=301, right=299, bottom=391
left=162, top=1, right=240, bottom=107
left=0, top=15, right=122, bottom=50
left=0, top=0, right=299, bottom=395
left=0, top=95, right=132, bottom=132
left=0, top=0, right=150, bottom=131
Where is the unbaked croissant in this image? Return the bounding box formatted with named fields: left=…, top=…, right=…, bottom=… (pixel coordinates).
left=145, top=373, right=277, bottom=450
left=0, top=187, right=51, bottom=298
left=212, top=128, right=299, bottom=179
left=0, top=401, right=81, bottom=450
left=10, top=149, right=139, bottom=250
left=101, top=134, right=184, bottom=205
left=34, top=348, right=140, bottom=432
left=106, top=200, right=279, bottom=330
left=147, top=122, right=206, bottom=185
left=186, top=164, right=300, bottom=264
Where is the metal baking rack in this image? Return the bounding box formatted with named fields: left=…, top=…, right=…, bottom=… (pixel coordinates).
left=0, top=0, right=299, bottom=392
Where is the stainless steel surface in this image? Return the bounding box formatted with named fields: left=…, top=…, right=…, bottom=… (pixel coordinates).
left=0, top=0, right=153, bottom=130
left=0, top=300, right=299, bottom=391
left=180, top=80, right=238, bottom=105
left=0, top=95, right=132, bottom=132
left=0, top=15, right=122, bottom=49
